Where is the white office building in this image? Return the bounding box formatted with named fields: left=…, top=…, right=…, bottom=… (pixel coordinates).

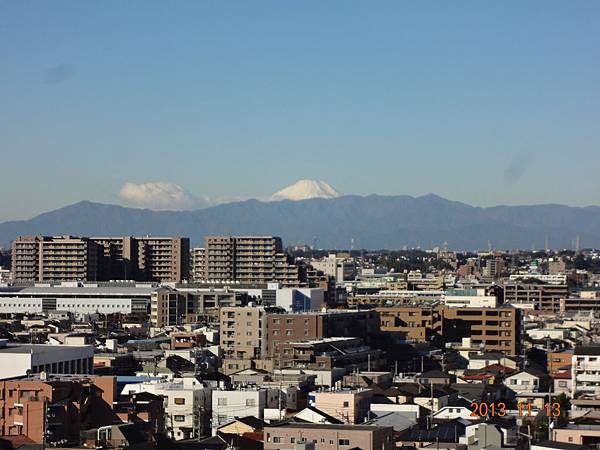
left=0, top=283, right=154, bottom=316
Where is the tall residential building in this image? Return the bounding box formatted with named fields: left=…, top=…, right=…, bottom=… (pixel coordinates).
left=192, top=247, right=206, bottom=281
left=12, top=235, right=190, bottom=283
left=12, top=235, right=100, bottom=282
left=219, top=306, right=269, bottom=360
left=204, top=236, right=302, bottom=286
left=135, top=236, right=190, bottom=282
left=93, top=236, right=139, bottom=280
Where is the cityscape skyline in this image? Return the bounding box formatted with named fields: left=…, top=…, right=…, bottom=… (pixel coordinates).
left=2, top=1, right=600, bottom=221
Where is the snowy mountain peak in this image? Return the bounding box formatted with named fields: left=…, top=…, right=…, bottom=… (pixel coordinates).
left=270, top=180, right=341, bottom=201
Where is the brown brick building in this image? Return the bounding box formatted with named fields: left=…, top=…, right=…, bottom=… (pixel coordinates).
left=266, top=310, right=380, bottom=356
left=0, top=375, right=163, bottom=445
left=377, top=305, right=521, bottom=354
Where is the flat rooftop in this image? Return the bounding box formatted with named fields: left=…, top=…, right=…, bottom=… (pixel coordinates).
left=0, top=343, right=93, bottom=354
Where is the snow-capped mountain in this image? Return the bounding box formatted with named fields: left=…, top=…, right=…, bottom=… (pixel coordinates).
left=270, top=180, right=342, bottom=201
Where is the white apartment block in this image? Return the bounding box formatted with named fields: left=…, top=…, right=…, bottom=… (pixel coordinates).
left=572, top=346, right=600, bottom=414
left=121, top=378, right=213, bottom=440
left=211, top=387, right=279, bottom=432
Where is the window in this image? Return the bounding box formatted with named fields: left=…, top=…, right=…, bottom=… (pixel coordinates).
left=173, top=415, right=185, bottom=422
left=343, top=401, right=349, bottom=407
left=290, top=437, right=296, bottom=443
left=273, top=437, right=282, bottom=443
left=339, top=439, right=350, bottom=446
left=174, top=398, right=185, bottom=405
left=246, top=398, right=256, bottom=406
left=559, top=381, right=567, bottom=387
left=217, top=398, right=228, bottom=406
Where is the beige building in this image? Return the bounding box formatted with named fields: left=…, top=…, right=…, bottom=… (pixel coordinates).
left=220, top=306, right=269, bottom=360
left=135, top=236, right=190, bottom=282
left=150, top=288, right=187, bottom=328
left=204, top=236, right=301, bottom=286
left=12, top=235, right=99, bottom=282
left=378, top=305, right=521, bottom=355
left=264, top=423, right=394, bottom=450
left=312, top=388, right=375, bottom=424
left=192, top=247, right=206, bottom=281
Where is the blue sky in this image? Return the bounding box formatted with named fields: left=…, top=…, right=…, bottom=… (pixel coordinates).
left=1, top=1, right=599, bottom=221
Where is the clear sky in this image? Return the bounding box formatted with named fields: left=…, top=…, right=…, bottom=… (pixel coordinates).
left=1, top=1, right=599, bottom=221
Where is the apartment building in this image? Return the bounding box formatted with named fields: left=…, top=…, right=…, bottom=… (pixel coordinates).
left=377, top=306, right=521, bottom=354
left=12, top=235, right=100, bottom=282
left=150, top=288, right=187, bottom=328
left=204, top=236, right=302, bottom=286
left=12, top=235, right=190, bottom=283
left=212, top=387, right=279, bottom=431
left=122, top=377, right=213, bottom=440
left=311, top=388, right=375, bottom=424
left=150, top=288, right=247, bottom=328
left=548, top=349, right=574, bottom=375
left=311, top=253, right=357, bottom=282
left=264, top=423, right=394, bottom=450
left=0, top=375, right=163, bottom=445
left=266, top=310, right=380, bottom=356
left=275, top=337, right=385, bottom=371
left=191, top=247, right=206, bottom=281
left=220, top=306, right=269, bottom=360
left=571, top=345, right=600, bottom=413
left=135, top=236, right=190, bottom=282
left=93, top=236, right=139, bottom=280
left=503, top=282, right=569, bottom=311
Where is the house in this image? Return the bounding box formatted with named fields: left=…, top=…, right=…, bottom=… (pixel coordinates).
left=460, top=421, right=517, bottom=449
left=505, top=368, right=549, bottom=394
left=217, top=416, right=266, bottom=436
left=398, top=419, right=468, bottom=448
left=366, top=410, right=418, bottom=432
left=552, top=414, right=600, bottom=446
left=293, top=407, right=344, bottom=425
left=416, top=370, right=455, bottom=386
left=553, top=369, right=573, bottom=396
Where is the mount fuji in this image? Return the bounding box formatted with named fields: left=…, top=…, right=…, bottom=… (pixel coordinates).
left=270, top=180, right=341, bottom=201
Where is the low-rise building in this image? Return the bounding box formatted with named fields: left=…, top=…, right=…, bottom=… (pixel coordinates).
left=0, top=340, right=94, bottom=380
left=264, top=423, right=394, bottom=450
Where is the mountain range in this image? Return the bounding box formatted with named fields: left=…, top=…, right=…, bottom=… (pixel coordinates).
left=1, top=192, right=600, bottom=250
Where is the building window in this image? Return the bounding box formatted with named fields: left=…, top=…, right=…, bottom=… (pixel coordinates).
left=174, top=398, right=185, bottom=405
left=217, top=398, right=228, bottom=406
left=343, top=401, right=349, bottom=407
left=291, top=437, right=296, bottom=443
left=339, top=439, right=350, bottom=446
left=246, top=399, right=256, bottom=406
left=173, top=415, right=185, bottom=422
left=273, top=437, right=282, bottom=443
